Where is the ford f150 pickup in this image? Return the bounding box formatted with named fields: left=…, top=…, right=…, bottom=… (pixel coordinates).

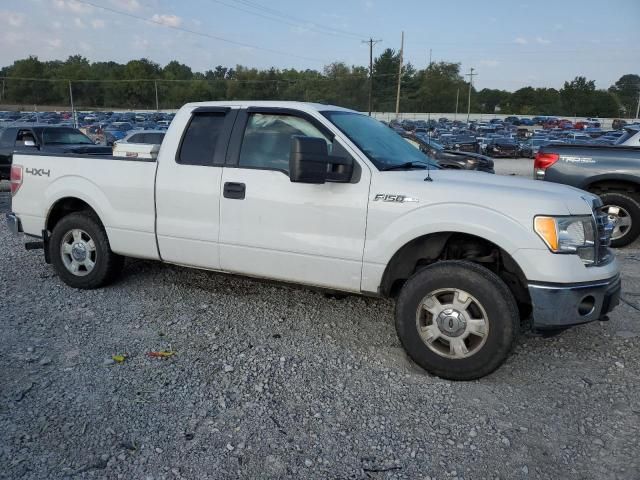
left=6, top=101, right=621, bottom=380
left=535, top=142, right=640, bottom=247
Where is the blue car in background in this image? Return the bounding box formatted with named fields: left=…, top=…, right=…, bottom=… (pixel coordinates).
left=104, top=121, right=134, bottom=140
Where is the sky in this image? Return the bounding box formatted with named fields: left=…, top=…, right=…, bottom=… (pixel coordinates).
left=1, top=0, right=639, bottom=92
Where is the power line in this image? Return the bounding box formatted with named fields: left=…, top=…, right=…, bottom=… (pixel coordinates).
left=228, top=0, right=369, bottom=39
left=208, top=0, right=365, bottom=40
left=72, top=0, right=329, bottom=64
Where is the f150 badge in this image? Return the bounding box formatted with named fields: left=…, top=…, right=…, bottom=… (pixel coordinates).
left=26, top=168, right=50, bottom=177
left=374, top=193, right=419, bottom=203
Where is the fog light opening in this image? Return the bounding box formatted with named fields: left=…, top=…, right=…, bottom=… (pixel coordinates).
left=578, top=296, right=596, bottom=316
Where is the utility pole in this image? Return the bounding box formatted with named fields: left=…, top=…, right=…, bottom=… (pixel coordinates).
left=636, top=87, right=640, bottom=120
left=362, top=37, right=381, bottom=116
left=154, top=80, right=159, bottom=111
left=465, top=67, right=476, bottom=123
left=455, top=88, right=459, bottom=120
left=395, top=31, right=404, bottom=118
left=428, top=48, right=432, bottom=68
left=68, top=80, right=76, bottom=129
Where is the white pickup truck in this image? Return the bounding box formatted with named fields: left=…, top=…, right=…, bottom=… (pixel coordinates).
left=6, top=101, right=621, bottom=380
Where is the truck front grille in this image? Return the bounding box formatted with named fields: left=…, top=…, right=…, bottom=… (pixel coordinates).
left=594, top=205, right=614, bottom=266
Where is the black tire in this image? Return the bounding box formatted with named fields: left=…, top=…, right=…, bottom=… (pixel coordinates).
left=599, top=192, right=640, bottom=248
left=395, top=260, right=519, bottom=381
left=49, top=212, right=124, bottom=289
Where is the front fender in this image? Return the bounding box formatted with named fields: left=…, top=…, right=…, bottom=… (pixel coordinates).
left=361, top=203, right=540, bottom=293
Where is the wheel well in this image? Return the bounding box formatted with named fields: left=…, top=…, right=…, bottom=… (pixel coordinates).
left=380, top=232, right=531, bottom=319
left=587, top=180, right=640, bottom=196
left=46, top=197, right=100, bottom=232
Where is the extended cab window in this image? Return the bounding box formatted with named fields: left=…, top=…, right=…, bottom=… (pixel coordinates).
left=238, top=113, right=330, bottom=173
left=178, top=112, right=226, bottom=166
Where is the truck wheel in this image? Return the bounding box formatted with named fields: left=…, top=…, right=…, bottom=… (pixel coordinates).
left=395, top=260, right=519, bottom=381
left=49, top=212, right=124, bottom=289
left=600, top=192, right=640, bottom=248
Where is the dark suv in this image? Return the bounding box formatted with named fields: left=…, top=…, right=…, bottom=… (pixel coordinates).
left=0, top=126, right=112, bottom=179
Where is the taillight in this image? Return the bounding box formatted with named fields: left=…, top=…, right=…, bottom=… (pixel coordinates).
left=10, top=164, right=23, bottom=196
left=533, top=152, right=559, bottom=180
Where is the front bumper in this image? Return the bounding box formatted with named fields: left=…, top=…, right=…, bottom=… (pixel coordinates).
left=6, top=212, right=22, bottom=234
left=528, top=275, right=621, bottom=330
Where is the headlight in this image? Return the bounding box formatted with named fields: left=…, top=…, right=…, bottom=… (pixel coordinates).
left=534, top=216, right=595, bottom=264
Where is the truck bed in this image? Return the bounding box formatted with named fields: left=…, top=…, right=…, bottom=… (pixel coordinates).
left=12, top=152, right=159, bottom=260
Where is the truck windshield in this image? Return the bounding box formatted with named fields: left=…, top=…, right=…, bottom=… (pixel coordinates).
left=323, top=111, right=439, bottom=170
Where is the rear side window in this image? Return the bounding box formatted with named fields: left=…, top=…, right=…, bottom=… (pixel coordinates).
left=178, top=112, right=226, bottom=166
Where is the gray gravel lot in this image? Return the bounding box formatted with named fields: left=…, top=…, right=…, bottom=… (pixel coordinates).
left=1, top=167, right=639, bottom=480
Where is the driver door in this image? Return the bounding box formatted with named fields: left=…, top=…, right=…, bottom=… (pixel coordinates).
left=219, top=108, right=371, bottom=292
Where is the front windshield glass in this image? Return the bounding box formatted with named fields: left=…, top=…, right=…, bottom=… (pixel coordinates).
left=42, top=128, right=94, bottom=145
left=322, top=111, right=439, bottom=170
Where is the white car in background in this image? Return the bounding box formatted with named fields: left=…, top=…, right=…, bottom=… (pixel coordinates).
left=112, top=130, right=165, bottom=160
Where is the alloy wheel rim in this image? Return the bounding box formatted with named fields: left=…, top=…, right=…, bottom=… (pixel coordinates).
left=603, top=204, right=632, bottom=240
left=60, top=229, right=97, bottom=276
left=416, top=288, right=489, bottom=359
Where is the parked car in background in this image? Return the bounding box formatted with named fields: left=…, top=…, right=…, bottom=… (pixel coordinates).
left=115, top=130, right=166, bottom=146
left=403, top=134, right=495, bottom=173
left=112, top=130, right=166, bottom=160
left=519, top=138, right=550, bottom=158
left=485, top=137, right=519, bottom=158
left=104, top=122, right=134, bottom=141
left=612, top=119, right=628, bottom=130
left=535, top=143, right=640, bottom=246
left=0, top=126, right=112, bottom=178
left=614, top=126, right=640, bottom=147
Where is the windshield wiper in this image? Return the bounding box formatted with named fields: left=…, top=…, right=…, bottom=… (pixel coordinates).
left=381, top=161, right=430, bottom=171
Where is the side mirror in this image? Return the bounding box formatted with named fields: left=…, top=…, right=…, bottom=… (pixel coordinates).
left=289, top=136, right=353, bottom=184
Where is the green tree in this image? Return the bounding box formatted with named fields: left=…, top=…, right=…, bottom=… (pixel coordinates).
left=372, top=48, right=400, bottom=112
left=4, top=56, right=54, bottom=105
left=590, top=90, right=620, bottom=117
left=415, top=62, right=467, bottom=113
left=608, top=74, right=640, bottom=118
left=475, top=88, right=511, bottom=114
left=120, top=59, right=161, bottom=108
left=560, top=76, right=596, bottom=116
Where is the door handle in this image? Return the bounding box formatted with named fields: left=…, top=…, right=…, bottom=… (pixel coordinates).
left=223, top=182, right=246, bottom=200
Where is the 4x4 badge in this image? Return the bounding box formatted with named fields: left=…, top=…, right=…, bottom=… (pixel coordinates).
left=25, top=168, right=50, bottom=177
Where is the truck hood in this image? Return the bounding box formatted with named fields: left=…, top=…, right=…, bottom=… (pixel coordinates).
left=375, top=169, right=596, bottom=217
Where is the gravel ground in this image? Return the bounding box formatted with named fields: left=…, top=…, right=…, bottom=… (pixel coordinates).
left=1, top=169, right=639, bottom=480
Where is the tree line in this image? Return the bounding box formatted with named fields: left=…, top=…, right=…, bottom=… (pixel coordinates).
left=0, top=52, right=638, bottom=117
